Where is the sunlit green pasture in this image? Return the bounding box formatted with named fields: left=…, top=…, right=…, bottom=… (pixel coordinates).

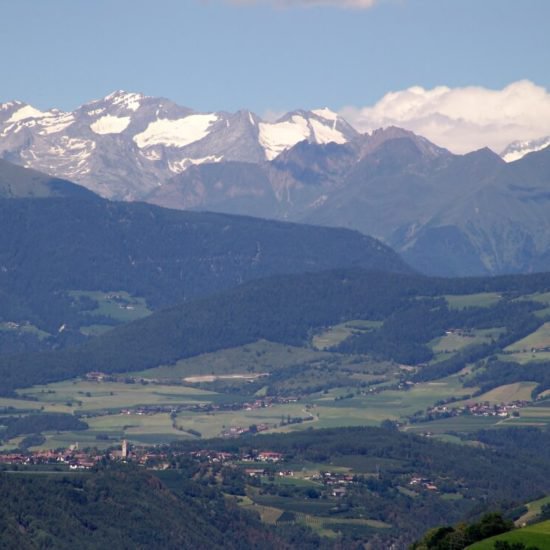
left=175, top=402, right=310, bottom=439
left=17, top=379, right=216, bottom=413
left=468, top=520, right=550, bottom=550
left=515, top=291, right=550, bottom=319
left=502, top=403, right=550, bottom=428
left=430, top=328, right=503, bottom=355
left=517, top=495, right=550, bottom=526
left=404, top=415, right=501, bottom=434
left=444, top=292, right=502, bottom=310
left=452, top=382, right=538, bottom=406
left=501, top=350, right=550, bottom=364
left=69, top=290, right=151, bottom=324
left=506, top=322, right=550, bottom=352
left=312, top=320, right=382, bottom=350
left=131, top=340, right=336, bottom=379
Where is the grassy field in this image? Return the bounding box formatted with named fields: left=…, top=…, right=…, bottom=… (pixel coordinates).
left=502, top=403, right=550, bottom=428
left=272, top=375, right=476, bottom=433
left=311, top=320, right=382, bottom=350
left=243, top=489, right=391, bottom=539
left=3, top=327, right=545, bottom=450
left=30, top=411, right=195, bottom=450
left=238, top=497, right=283, bottom=524
left=174, top=402, right=311, bottom=439
left=444, top=293, right=502, bottom=310
left=0, top=321, right=50, bottom=340
left=506, top=322, right=550, bottom=352
left=131, top=340, right=337, bottom=379
left=296, top=513, right=391, bottom=538
left=467, top=520, right=550, bottom=549
left=69, top=290, right=151, bottom=329
left=517, top=495, right=550, bottom=526
left=0, top=396, right=72, bottom=414
left=452, top=382, right=538, bottom=406
left=18, top=380, right=216, bottom=413
left=430, top=328, right=504, bottom=356
left=516, top=291, right=550, bottom=319
left=2, top=364, right=480, bottom=449
left=501, top=350, right=550, bottom=364
left=405, top=415, right=501, bottom=435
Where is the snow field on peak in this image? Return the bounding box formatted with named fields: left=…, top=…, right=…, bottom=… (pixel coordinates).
left=502, top=137, right=550, bottom=162
left=7, top=105, right=51, bottom=123
left=90, top=115, right=131, bottom=135
left=259, top=115, right=311, bottom=161
left=105, top=91, right=143, bottom=112
left=133, top=114, right=219, bottom=148
left=259, top=113, right=349, bottom=160
left=38, top=114, right=75, bottom=135
left=310, top=119, right=346, bottom=145
left=168, top=155, right=224, bottom=174
left=312, top=108, right=339, bottom=122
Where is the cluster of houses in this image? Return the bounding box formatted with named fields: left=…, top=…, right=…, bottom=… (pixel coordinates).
left=0, top=443, right=288, bottom=471
left=0, top=448, right=101, bottom=469
left=409, top=476, right=438, bottom=492
left=423, top=400, right=527, bottom=421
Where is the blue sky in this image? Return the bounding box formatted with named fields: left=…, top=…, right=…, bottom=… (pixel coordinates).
left=2, top=0, right=550, bottom=153
left=2, top=0, right=549, bottom=113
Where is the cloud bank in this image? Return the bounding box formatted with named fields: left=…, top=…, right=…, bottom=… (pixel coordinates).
left=226, top=0, right=377, bottom=9
left=339, top=80, right=550, bottom=154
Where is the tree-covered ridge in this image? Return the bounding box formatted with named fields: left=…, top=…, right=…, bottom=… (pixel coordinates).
left=0, top=467, right=304, bottom=550
left=164, top=425, right=550, bottom=547
left=411, top=513, right=517, bottom=549
left=0, top=195, right=410, bottom=346
left=0, top=158, right=97, bottom=200
left=2, top=268, right=550, bottom=394
left=0, top=413, right=88, bottom=441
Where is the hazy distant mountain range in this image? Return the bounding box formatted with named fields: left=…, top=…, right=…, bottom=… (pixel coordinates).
left=0, top=158, right=410, bottom=355
left=2, top=91, right=550, bottom=277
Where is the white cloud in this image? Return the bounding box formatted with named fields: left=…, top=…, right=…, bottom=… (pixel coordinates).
left=339, top=80, right=550, bottom=154
left=226, top=0, right=377, bottom=9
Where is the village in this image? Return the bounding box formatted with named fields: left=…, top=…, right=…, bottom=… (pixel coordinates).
left=420, top=400, right=527, bottom=422
left=0, top=440, right=288, bottom=470
left=0, top=439, right=450, bottom=503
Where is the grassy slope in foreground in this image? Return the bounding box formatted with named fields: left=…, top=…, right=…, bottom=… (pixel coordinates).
left=467, top=520, right=550, bottom=549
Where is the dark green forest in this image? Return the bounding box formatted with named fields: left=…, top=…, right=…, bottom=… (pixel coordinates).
left=2, top=268, right=550, bottom=394
left=0, top=466, right=313, bottom=550
left=0, top=196, right=409, bottom=337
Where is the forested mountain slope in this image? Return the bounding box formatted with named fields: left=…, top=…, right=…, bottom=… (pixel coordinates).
left=3, top=268, right=550, bottom=393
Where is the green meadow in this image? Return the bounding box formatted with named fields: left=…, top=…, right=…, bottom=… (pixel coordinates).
left=506, top=322, right=550, bottom=352
left=467, top=520, right=550, bottom=549
left=444, top=292, right=502, bottom=310
left=131, top=340, right=336, bottom=379
left=69, top=290, right=151, bottom=334
left=517, top=495, right=550, bottom=526
left=312, top=320, right=382, bottom=350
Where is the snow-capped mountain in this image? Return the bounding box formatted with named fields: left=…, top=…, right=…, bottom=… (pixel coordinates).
left=500, top=135, right=550, bottom=162
left=0, top=91, right=359, bottom=200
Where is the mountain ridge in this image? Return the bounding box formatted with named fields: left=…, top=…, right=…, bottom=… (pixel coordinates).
left=3, top=93, right=550, bottom=277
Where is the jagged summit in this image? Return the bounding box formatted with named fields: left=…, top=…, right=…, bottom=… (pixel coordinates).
left=0, top=92, right=360, bottom=199
left=501, top=135, right=550, bottom=162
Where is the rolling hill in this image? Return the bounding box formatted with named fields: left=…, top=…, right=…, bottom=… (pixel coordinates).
left=3, top=268, right=550, bottom=394
left=0, top=159, right=411, bottom=351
